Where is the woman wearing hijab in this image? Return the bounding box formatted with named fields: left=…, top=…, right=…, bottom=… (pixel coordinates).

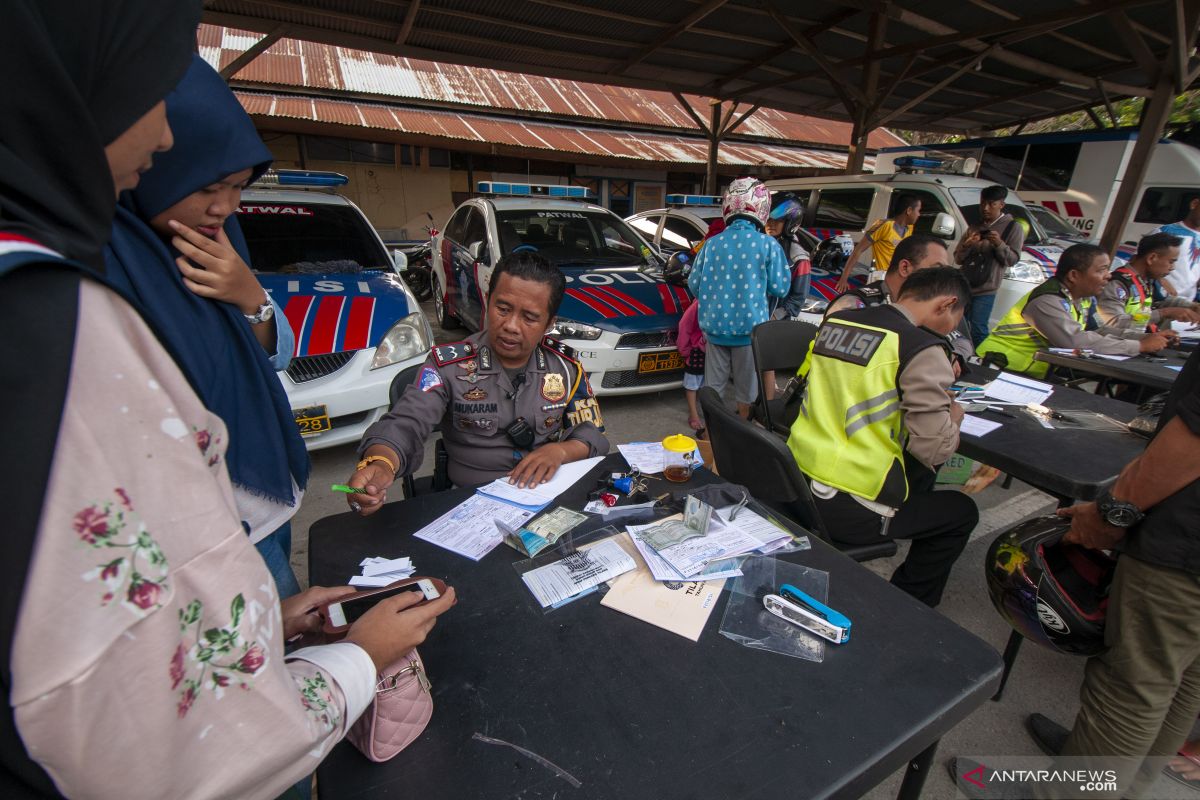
left=0, top=3, right=455, bottom=797
left=105, top=56, right=308, bottom=598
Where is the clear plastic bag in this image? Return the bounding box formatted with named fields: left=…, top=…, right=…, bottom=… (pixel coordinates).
left=719, top=556, right=830, bottom=662
left=511, top=525, right=624, bottom=613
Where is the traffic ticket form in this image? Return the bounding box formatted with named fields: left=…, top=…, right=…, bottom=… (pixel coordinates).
left=413, top=493, right=535, bottom=560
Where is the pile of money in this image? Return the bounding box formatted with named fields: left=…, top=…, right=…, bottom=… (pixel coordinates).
left=638, top=496, right=713, bottom=552
left=501, top=506, right=589, bottom=557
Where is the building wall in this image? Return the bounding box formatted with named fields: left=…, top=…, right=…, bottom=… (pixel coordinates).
left=260, top=132, right=459, bottom=239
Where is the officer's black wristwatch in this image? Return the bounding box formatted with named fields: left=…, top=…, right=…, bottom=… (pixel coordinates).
left=1096, top=489, right=1144, bottom=528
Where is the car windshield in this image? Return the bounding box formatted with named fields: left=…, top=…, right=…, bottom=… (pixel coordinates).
left=1029, top=205, right=1086, bottom=240
left=237, top=201, right=390, bottom=273
left=948, top=187, right=1044, bottom=246
left=495, top=209, right=658, bottom=268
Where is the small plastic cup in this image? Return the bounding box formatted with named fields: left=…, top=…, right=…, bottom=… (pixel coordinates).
left=662, top=434, right=698, bottom=482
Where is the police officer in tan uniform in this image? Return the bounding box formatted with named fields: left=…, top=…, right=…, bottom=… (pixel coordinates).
left=345, top=251, right=609, bottom=513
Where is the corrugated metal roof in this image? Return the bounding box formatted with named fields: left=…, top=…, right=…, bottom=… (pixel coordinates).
left=200, top=24, right=903, bottom=150
left=234, top=90, right=867, bottom=170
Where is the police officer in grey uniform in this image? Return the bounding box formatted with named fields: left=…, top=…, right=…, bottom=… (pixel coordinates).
left=346, top=251, right=608, bottom=514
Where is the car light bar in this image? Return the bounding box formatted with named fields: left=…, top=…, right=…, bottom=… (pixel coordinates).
left=666, top=194, right=722, bottom=206
left=893, top=156, right=977, bottom=175
left=476, top=182, right=595, bottom=199
left=255, top=169, right=349, bottom=187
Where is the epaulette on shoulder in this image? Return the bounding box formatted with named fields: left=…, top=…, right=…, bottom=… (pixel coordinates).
left=431, top=341, right=475, bottom=367
left=541, top=336, right=578, bottom=362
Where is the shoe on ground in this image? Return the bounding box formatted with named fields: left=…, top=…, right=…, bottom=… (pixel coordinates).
left=1027, top=713, right=1068, bottom=757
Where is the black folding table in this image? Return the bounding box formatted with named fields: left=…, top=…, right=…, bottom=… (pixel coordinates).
left=310, top=455, right=1002, bottom=800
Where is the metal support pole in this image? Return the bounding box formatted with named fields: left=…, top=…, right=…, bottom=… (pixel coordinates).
left=705, top=101, right=721, bottom=195
left=1099, top=69, right=1178, bottom=256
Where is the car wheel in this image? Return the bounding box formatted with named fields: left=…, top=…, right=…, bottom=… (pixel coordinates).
left=433, top=277, right=462, bottom=331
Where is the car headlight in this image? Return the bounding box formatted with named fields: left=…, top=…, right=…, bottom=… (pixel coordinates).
left=1004, top=260, right=1048, bottom=284
left=548, top=317, right=603, bottom=340
left=370, top=312, right=432, bottom=370
left=801, top=296, right=829, bottom=314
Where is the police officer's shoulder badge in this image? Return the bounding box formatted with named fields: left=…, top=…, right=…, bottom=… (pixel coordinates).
left=541, top=373, right=566, bottom=402
left=540, top=336, right=578, bottom=362
left=432, top=341, right=475, bottom=367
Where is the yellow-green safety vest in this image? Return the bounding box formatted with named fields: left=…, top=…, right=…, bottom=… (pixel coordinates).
left=1111, top=267, right=1153, bottom=330
left=977, top=278, right=1091, bottom=378
left=788, top=305, right=947, bottom=508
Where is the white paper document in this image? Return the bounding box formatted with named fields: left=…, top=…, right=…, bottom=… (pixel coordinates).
left=617, top=442, right=666, bottom=474
left=476, top=456, right=605, bottom=511
left=349, top=556, right=416, bottom=587
left=982, top=372, right=1054, bottom=405
left=717, top=506, right=792, bottom=553
left=960, top=415, right=1003, bottom=437
left=626, top=529, right=744, bottom=582
left=520, top=539, right=636, bottom=608
left=631, top=516, right=763, bottom=578
left=1048, top=348, right=1131, bottom=361
left=413, top=493, right=535, bottom=561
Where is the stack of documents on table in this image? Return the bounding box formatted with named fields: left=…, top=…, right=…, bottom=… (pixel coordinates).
left=519, top=538, right=636, bottom=608
left=981, top=371, right=1054, bottom=405
left=476, top=456, right=605, bottom=512
left=1048, top=348, right=1131, bottom=361
left=350, top=556, right=416, bottom=587
left=627, top=499, right=764, bottom=579
left=1171, top=320, right=1200, bottom=339
left=960, top=415, right=1003, bottom=437
left=716, top=505, right=793, bottom=554
left=413, top=493, right=535, bottom=561
left=600, top=534, right=725, bottom=642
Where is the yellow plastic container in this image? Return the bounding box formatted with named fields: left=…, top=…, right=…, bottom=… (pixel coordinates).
left=662, top=434, right=698, bottom=482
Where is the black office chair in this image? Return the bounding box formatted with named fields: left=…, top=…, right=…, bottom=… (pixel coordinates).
left=751, top=320, right=818, bottom=435
left=386, top=365, right=450, bottom=498
left=699, top=386, right=897, bottom=563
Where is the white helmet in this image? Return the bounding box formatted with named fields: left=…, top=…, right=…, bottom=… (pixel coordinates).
left=722, top=177, right=771, bottom=229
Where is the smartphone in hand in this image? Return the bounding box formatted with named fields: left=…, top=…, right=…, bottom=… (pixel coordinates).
left=321, top=577, right=447, bottom=634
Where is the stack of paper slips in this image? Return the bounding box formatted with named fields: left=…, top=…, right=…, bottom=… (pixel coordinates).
left=349, top=556, right=415, bottom=587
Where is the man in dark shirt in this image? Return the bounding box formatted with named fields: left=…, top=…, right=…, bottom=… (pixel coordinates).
left=1030, top=346, right=1200, bottom=797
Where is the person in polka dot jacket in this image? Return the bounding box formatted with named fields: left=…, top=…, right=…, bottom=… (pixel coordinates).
left=687, top=177, right=791, bottom=418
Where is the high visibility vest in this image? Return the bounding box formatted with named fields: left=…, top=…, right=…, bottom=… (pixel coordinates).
left=977, top=278, right=1091, bottom=378
left=1111, top=267, right=1153, bottom=330
left=788, top=304, right=947, bottom=508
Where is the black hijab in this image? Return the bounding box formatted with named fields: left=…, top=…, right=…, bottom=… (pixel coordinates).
left=0, top=0, right=200, bottom=268
left=0, top=2, right=199, bottom=796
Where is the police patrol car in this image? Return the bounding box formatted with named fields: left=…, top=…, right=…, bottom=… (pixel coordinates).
left=430, top=183, right=691, bottom=395
left=627, top=194, right=857, bottom=319
left=238, top=170, right=433, bottom=450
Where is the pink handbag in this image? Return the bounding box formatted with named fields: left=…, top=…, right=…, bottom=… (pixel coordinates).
left=345, top=649, right=433, bottom=762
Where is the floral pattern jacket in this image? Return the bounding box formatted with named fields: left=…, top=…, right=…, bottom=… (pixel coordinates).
left=11, top=281, right=372, bottom=799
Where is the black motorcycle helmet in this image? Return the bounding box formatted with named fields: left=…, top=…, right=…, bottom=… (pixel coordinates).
left=663, top=250, right=692, bottom=287
left=985, top=515, right=1116, bottom=656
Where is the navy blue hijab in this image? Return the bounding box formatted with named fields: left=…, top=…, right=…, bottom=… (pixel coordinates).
left=105, top=55, right=309, bottom=506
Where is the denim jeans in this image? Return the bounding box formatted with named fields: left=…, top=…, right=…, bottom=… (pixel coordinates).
left=254, top=521, right=301, bottom=599
left=967, top=293, right=996, bottom=346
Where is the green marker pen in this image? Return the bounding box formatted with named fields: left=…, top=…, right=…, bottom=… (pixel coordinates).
left=330, top=484, right=368, bottom=494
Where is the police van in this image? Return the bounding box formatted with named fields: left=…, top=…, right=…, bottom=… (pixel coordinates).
left=238, top=170, right=433, bottom=450
left=873, top=131, right=1200, bottom=259
left=431, top=183, right=690, bottom=395
left=765, top=163, right=1063, bottom=328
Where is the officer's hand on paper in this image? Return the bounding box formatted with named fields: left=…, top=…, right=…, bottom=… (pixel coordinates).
left=1058, top=502, right=1125, bottom=550
left=347, top=462, right=394, bottom=515
left=508, top=442, right=572, bottom=489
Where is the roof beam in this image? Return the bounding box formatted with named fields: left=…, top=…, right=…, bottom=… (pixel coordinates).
left=524, top=0, right=671, bottom=28
left=721, top=103, right=762, bottom=137
left=672, top=92, right=711, bottom=135
left=908, top=79, right=1061, bottom=126
left=873, top=47, right=997, bottom=128
left=1106, top=9, right=1159, bottom=76
left=967, top=0, right=1117, bottom=60
left=1174, top=0, right=1200, bottom=92
left=1085, top=107, right=1108, bottom=127
left=1096, top=79, right=1120, bottom=125
left=610, top=0, right=731, bottom=75
left=395, top=0, right=419, bottom=45
left=890, top=6, right=1153, bottom=97
left=763, top=0, right=867, bottom=108
left=218, top=24, right=285, bottom=80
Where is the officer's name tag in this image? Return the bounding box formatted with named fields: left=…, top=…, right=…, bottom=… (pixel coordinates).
left=814, top=322, right=884, bottom=365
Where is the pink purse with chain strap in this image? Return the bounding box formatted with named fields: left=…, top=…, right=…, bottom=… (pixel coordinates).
left=345, top=649, right=433, bottom=761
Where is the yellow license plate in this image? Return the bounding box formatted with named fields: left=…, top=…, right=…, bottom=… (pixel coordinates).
left=294, top=405, right=331, bottom=435
left=637, top=350, right=685, bottom=374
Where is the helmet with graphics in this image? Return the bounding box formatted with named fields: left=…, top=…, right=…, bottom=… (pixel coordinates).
left=722, top=177, right=771, bottom=229
left=985, top=515, right=1115, bottom=656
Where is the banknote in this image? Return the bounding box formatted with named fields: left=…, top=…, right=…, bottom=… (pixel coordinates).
left=683, top=495, right=712, bottom=537
left=638, top=519, right=704, bottom=552
left=500, top=506, right=588, bottom=557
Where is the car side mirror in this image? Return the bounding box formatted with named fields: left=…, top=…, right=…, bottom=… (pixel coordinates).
left=468, top=240, right=485, bottom=262
left=932, top=212, right=956, bottom=239
left=392, top=249, right=408, bottom=272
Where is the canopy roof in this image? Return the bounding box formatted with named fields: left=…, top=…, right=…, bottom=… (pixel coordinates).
left=202, top=0, right=1199, bottom=134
